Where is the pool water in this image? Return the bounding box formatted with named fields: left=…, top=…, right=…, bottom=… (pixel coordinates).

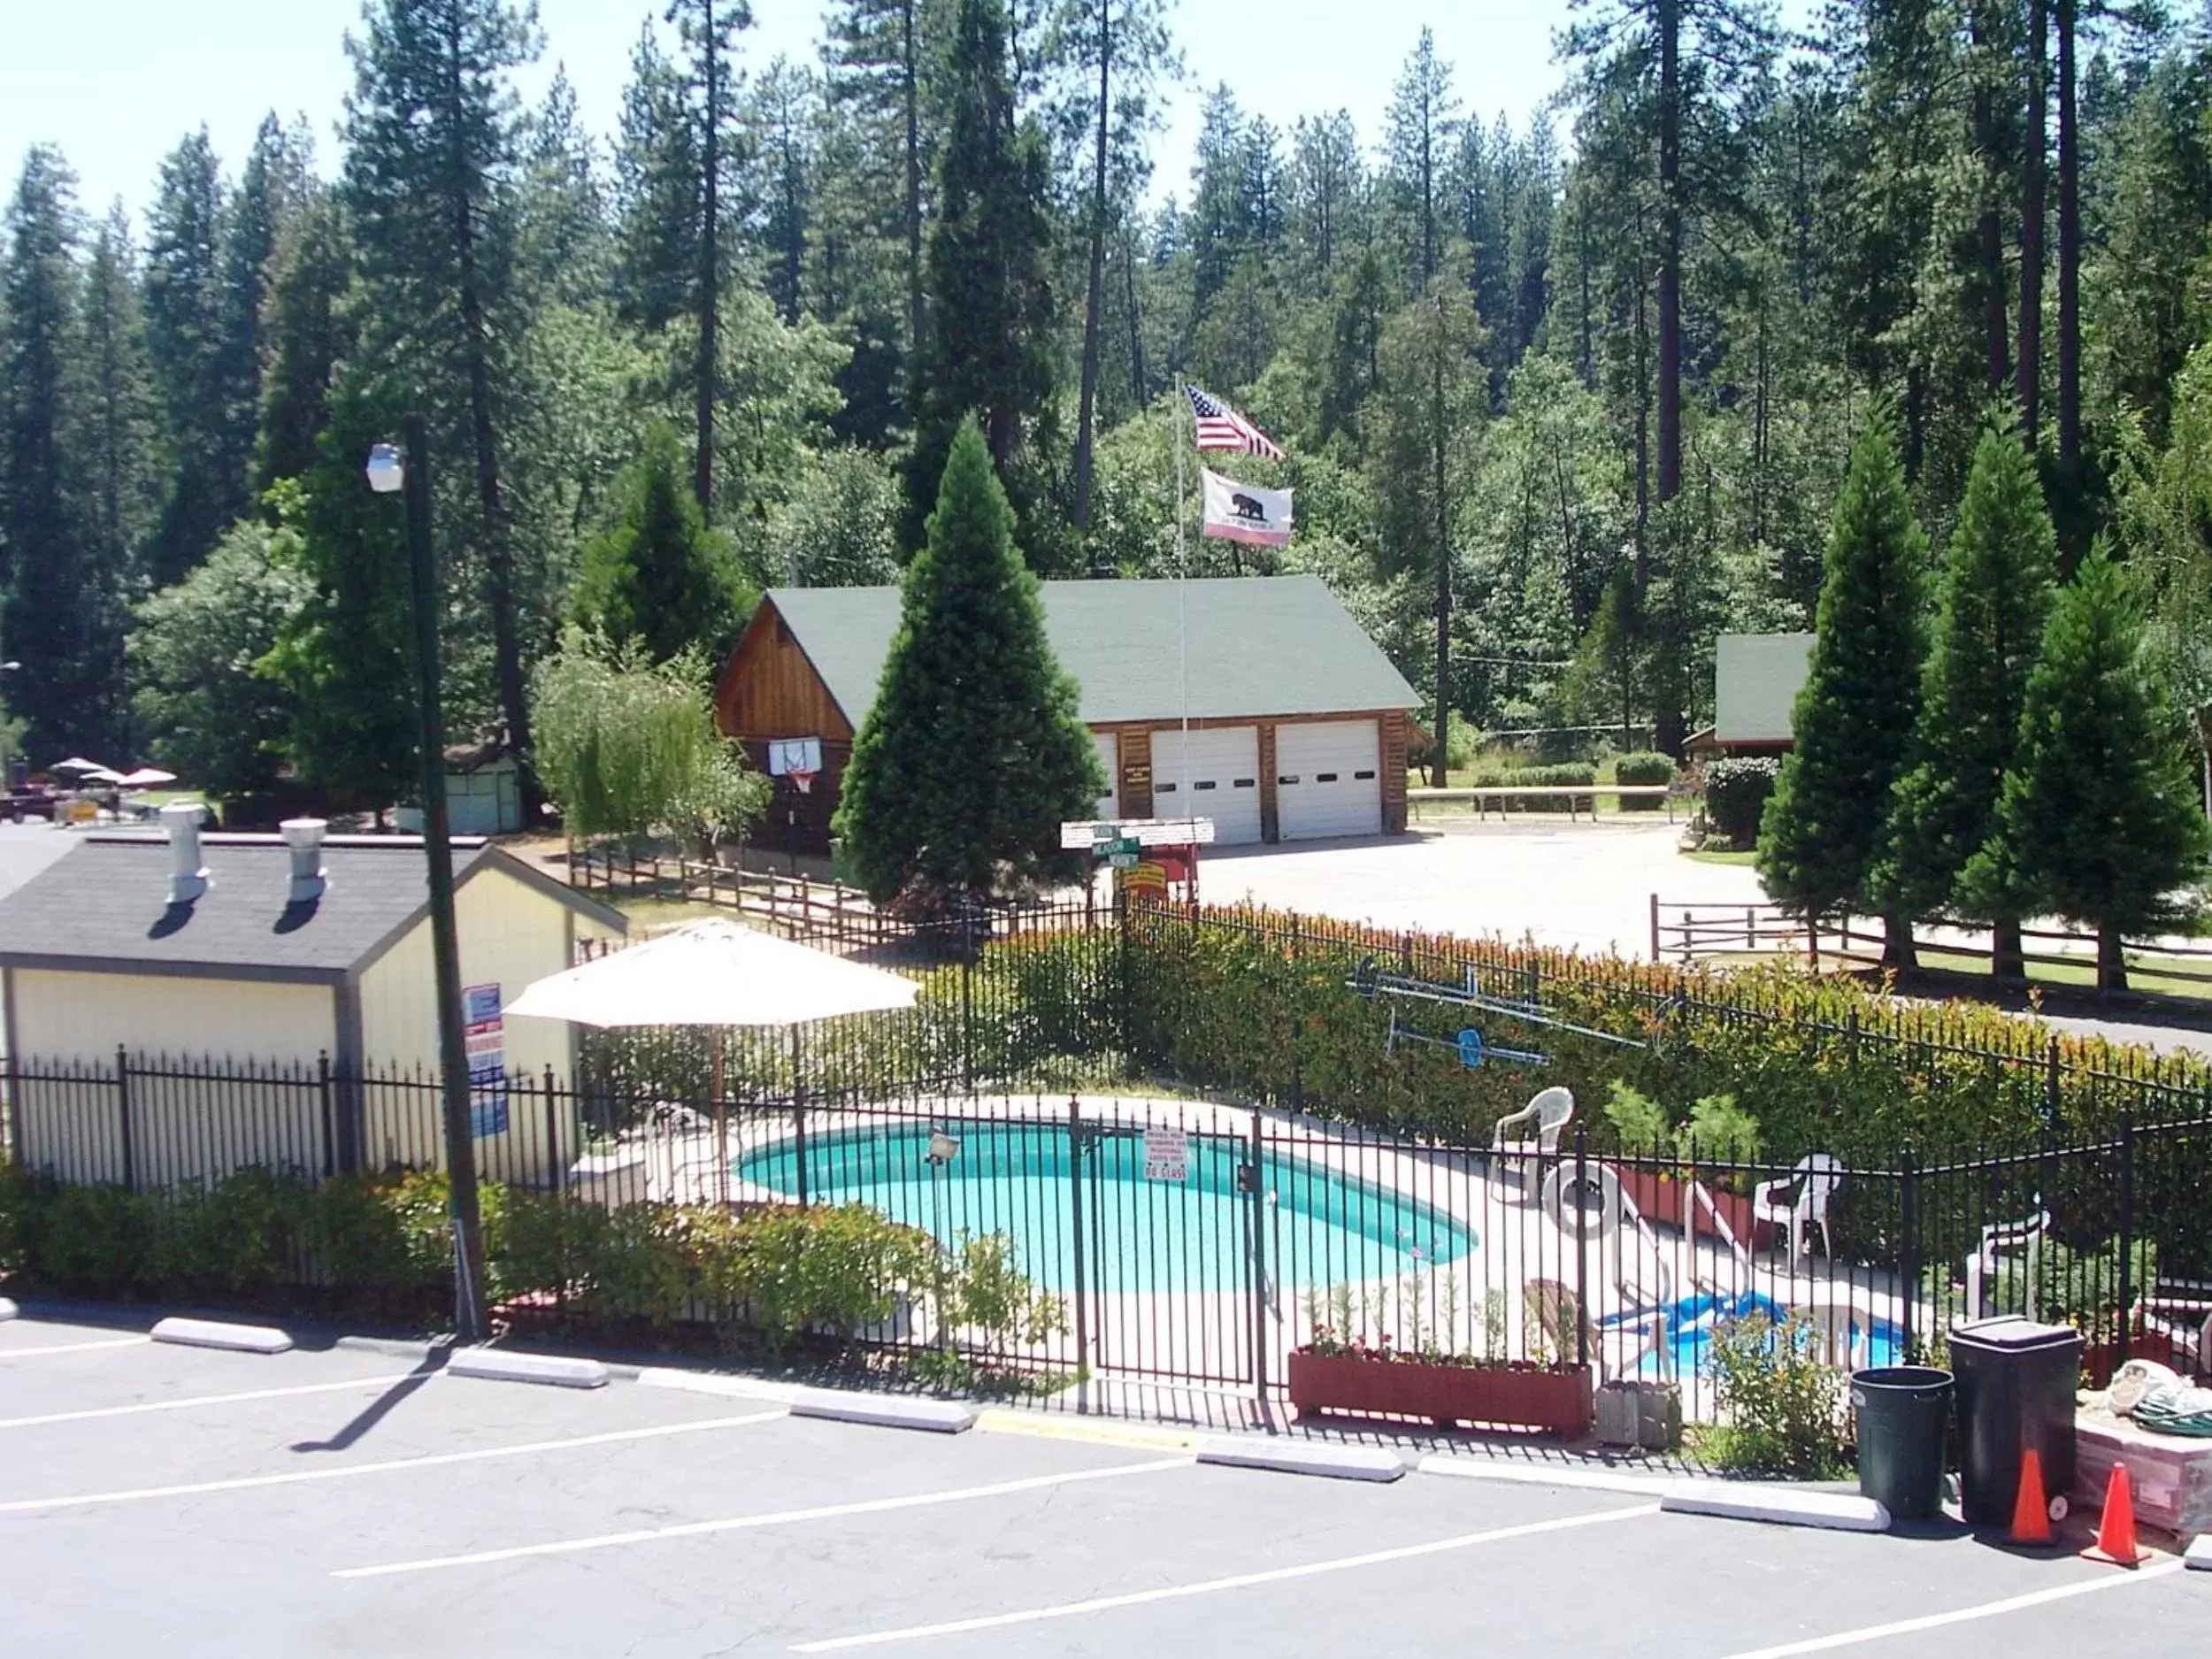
left=737, top=1122, right=1477, bottom=1295
left=1606, top=1290, right=1905, bottom=1379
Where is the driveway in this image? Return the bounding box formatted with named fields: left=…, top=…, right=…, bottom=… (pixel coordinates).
left=1201, top=819, right=1757, bottom=961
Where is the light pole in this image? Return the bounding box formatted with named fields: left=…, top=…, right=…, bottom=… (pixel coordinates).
left=367, top=417, right=488, bottom=1343
left=926, top=1131, right=961, bottom=1350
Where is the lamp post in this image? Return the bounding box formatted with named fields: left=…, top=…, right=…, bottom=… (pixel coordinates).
left=926, top=1131, right=961, bottom=1351
left=367, top=417, right=488, bottom=1343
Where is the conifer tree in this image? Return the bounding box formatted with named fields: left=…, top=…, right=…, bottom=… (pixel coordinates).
left=1758, top=421, right=1928, bottom=964
left=1878, top=419, right=2056, bottom=978
left=144, top=127, right=236, bottom=584
left=904, top=0, right=1056, bottom=557
left=572, top=422, right=751, bottom=664
left=253, top=192, right=356, bottom=494
left=1962, top=545, right=2209, bottom=992
left=78, top=205, right=165, bottom=603
left=837, top=419, right=1102, bottom=908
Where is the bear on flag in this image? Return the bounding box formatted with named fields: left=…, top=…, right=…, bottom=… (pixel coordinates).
left=1202, top=468, right=1293, bottom=547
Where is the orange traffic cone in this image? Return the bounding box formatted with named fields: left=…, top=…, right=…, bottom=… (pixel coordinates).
left=2009, top=1448, right=2055, bottom=1546
left=2081, top=1461, right=2154, bottom=1567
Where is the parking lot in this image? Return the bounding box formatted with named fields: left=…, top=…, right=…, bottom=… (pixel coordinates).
left=3, top=1312, right=2205, bottom=1658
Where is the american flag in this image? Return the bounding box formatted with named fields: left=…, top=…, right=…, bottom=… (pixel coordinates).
left=1186, top=385, right=1286, bottom=461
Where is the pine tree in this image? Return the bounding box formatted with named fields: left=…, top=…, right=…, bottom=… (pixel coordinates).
left=253, top=192, right=356, bottom=493
left=904, top=0, right=1056, bottom=557
left=220, top=115, right=311, bottom=495
left=1878, top=418, right=2057, bottom=978
left=78, top=205, right=164, bottom=602
left=665, top=0, right=752, bottom=511
left=343, top=0, right=540, bottom=798
left=258, top=368, right=418, bottom=811
left=1963, top=545, right=2209, bottom=991
left=572, top=422, right=751, bottom=664
left=1758, top=421, right=1928, bottom=964
left=1383, top=27, right=1460, bottom=289
left=144, top=127, right=236, bottom=584
left=836, top=419, right=1102, bottom=908
left=2, top=148, right=128, bottom=760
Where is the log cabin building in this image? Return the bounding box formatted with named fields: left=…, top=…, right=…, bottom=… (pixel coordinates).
left=715, top=575, right=1423, bottom=853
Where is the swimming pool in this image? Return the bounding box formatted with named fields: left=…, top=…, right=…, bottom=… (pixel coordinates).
left=736, top=1121, right=1478, bottom=1295
left=1605, top=1290, right=1906, bottom=1379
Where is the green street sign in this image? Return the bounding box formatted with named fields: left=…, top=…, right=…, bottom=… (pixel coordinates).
left=1095, top=837, right=1139, bottom=859
left=1108, top=851, right=1141, bottom=869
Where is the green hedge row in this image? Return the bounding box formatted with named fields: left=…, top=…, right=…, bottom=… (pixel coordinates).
left=1612, top=751, right=1678, bottom=810
left=0, top=1164, right=1062, bottom=1350
left=1465, top=762, right=1598, bottom=813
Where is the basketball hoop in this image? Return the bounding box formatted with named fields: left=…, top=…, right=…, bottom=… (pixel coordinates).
left=790, top=770, right=815, bottom=795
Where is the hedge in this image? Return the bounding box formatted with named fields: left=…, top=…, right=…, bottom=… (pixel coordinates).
left=1612, top=751, right=1677, bottom=810
left=1703, top=757, right=1780, bottom=846
left=1465, top=762, right=1597, bottom=813
left=0, top=1164, right=1058, bottom=1352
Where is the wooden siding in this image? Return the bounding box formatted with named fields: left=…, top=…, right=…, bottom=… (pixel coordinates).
left=716, top=601, right=856, bottom=743
left=1258, top=723, right=1280, bottom=841
left=1381, top=709, right=1409, bottom=832
left=1118, top=726, right=1154, bottom=820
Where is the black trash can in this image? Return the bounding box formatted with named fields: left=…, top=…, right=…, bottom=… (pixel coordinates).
left=1950, top=1316, right=2084, bottom=1527
left=1852, top=1366, right=1953, bottom=1519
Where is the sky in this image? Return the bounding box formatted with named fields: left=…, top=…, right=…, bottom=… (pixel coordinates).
left=0, top=0, right=1571, bottom=225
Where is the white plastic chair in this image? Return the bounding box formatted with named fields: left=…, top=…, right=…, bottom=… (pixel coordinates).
left=1492, top=1087, right=1574, bottom=1193
left=1965, top=1210, right=2050, bottom=1319
left=1753, top=1153, right=1844, bottom=1260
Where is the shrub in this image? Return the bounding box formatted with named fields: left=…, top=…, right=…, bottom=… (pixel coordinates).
left=1681, top=1094, right=1761, bottom=1166
left=1466, top=762, right=1598, bottom=813
left=731, top=1202, right=936, bottom=1350
left=945, top=1232, right=1068, bottom=1363
left=1705, top=1312, right=1847, bottom=1477
left=145, top=1167, right=309, bottom=1298
left=1612, top=751, right=1677, bottom=811
left=36, top=1184, right=152, bottom=1297
left=1601, top=1081, right=1671, bottom=1152
left=1410, top=710, right=1480, bottom=774
left=1702, top=757, right=1779, bottom=846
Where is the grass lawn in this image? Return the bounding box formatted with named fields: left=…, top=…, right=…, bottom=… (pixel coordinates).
left=1684, top=848, right=1757, bottom=866
left=608, top=895, right=737, bottom=932
left=1701, top=942, right=2212, bottom=1004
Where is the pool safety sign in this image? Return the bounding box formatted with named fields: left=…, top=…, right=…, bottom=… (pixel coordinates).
left=1143, top=1125, right=1189, bottom=1183
left=462, top=983, right=509, bottom=1138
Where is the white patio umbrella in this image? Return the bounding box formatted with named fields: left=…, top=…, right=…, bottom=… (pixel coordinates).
left=51, top=757, right=109, bottom=774
left=115, top=766, right=178, bottom=787
left=505, top=918, right=918, bottom=1202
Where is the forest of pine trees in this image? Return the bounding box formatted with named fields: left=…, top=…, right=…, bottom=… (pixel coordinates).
left=6, top=0, right=2212, bottom=817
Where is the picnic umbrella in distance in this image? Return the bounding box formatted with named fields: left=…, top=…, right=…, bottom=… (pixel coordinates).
left=504, top=917, right=918, bottom=1201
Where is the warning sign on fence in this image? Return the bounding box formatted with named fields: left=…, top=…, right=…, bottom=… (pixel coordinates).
left=1143, top=1125, right=1189, bottom=1183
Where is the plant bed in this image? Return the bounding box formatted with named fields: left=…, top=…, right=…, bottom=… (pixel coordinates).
left=1287, top=1348, right=1594, bottom=1437
left=1615, top=1166, right=1770, bottom=1250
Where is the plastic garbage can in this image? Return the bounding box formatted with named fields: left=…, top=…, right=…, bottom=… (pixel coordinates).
left=1950, top=1315, right=2083, bottom=1527
left=1852, top=1366, right=1954, bottom=1520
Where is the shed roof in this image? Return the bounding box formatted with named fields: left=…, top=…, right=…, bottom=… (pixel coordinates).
left=759, top=574, right=1421, bottom=729
left=0, top=835, right=624, bottom=983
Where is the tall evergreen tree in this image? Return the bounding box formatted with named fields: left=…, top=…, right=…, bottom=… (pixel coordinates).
left=836, top=419, right=1102, bottom=906
left=78, top=205, right=164, bottom=601
left=220, top=115, right=311, bottom=495
left=1963, top=544, right=2208, bottom=990
left=1758, top=421, right=1928, bottom=965
left=905, top=0, right=1056, bottom=556
left=572, top=421, right=750, bottom=664
left=826, top=0, right=937, bottom=392
left=343, top=0, right=540, bottom=795
left=258, top=369, right=418, bottom=811
left=253, top=192, right=356, bottom=493
left=2, top=148, right=128, bottom=760
left=1382, top=27, right=1460, bottom=289
left=666, top=0, right=751, bottom=510
left=143, top=127, right=236, bottom=584
left=1878, top=418, right=2057, bottom=978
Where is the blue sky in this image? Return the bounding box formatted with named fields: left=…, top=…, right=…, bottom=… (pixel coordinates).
left=0, top=0, right=1572, bottom=224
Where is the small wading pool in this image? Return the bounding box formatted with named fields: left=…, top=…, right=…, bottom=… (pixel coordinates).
left=737, top=1122, right=1478, bottom=1295
left=1608, top=1290, right=1906, bottom=1379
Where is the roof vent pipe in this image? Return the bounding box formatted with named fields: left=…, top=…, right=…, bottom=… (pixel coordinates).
left=162, top=801, right=209, bottom=905
left=280, top=818, right=327, bottom=904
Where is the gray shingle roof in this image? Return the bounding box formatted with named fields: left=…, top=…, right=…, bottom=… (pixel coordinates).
left=764, top=574, right=1420, bottom=729
left=0, top=837, right=619, bottom=980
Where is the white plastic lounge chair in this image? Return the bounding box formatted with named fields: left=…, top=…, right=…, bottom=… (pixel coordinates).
left=1492, top=1087, right=1574, bottom=1193
left=1965, top=1209, right=2050, bottom=1319
left=1753, top=1153, right=1844, bottom=1260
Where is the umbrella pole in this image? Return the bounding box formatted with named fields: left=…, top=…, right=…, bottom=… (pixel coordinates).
left=713, top=1029, right=729, bottom=1207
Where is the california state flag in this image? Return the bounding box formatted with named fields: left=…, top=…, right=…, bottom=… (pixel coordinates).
left=1201, top=468, right=1294, bottom=548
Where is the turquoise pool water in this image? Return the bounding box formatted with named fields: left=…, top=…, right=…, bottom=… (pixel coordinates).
left=1605, top=1290, right=1906, bottom=1379
left=736, top=1122, right=1477, bottom=1295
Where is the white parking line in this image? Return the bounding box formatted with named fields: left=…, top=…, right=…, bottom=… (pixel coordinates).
left=0, top=1371, right=419, bottom=1432
left=334, top=1456, right=1194, bottom=1579
left=0, top=1409, right=787, bottom=1515
left=0, top=1335, right=153, bottom=1359
left=1712, top=1558, right=2188, bottom=1659
left=790, top=1502, right=1663, bottom=1652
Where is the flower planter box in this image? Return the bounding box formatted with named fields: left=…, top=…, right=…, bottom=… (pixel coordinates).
left=1617, top=1167, right=1768, bottom=1250
left=1287, top=1350, right=1594, bottom=1437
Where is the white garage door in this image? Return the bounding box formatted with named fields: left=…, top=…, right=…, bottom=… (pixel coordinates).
left=1276, top=720, right=1383, bottom=841
left=1092, top=731, right=1118, bottom=820
left=1150, top=726, right=1262, bottom=843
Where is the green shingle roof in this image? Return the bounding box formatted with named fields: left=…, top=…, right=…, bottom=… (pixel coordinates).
left=764, top=575, right=1419, bottom=729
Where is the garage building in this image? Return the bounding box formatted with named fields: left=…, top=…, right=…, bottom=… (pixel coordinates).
left=717, top=574, right=1423, bottom=850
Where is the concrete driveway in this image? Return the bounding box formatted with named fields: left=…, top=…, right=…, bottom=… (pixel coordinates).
left=1201, top=820, right=1758, bottom=961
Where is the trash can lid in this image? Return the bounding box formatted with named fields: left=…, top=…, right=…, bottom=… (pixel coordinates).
left=1949, top=1315, right=2082, bottom=1351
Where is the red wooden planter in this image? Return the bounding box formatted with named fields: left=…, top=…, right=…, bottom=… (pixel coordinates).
left=1616, top=1167, right=1768, bottom=1249
left=1287, top=1350, right=1594, bottom=1437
